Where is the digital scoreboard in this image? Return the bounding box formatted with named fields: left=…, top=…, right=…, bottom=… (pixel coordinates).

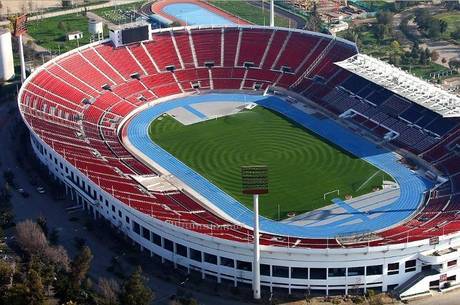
left=121, top=25, right=150, bottom=45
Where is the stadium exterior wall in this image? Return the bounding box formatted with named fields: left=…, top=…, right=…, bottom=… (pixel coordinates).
left=17, top=24, right=460, bottom=298
left=25, top=107, right=460, bottom=297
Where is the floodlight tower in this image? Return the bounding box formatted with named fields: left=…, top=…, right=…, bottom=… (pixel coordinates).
left=270, top=0, right=275, bottom=27
left=11, top=15, right=28, bottom=83
left=241, top=165, right=268, bottom=300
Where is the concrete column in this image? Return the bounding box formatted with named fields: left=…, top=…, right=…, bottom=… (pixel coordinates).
left=253, top=194, right=261, bottom=299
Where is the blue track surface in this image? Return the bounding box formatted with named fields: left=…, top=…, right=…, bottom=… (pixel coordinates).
left=126, top=93, right=432, bottom=238
left=162, top=3, right=236, bottom=26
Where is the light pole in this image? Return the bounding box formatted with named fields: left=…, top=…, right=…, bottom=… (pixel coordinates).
left=241, top=165, right=268, bottom=300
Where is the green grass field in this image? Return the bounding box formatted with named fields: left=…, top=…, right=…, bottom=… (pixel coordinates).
left=209, top=0, right=290, bottom=27
left=149, top=107, right=392, bottom=220
left=434, top=12, right=460, bottom=37
left=27, top=13, right=93, bottom=53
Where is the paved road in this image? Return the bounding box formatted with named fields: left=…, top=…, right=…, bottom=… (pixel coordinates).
left=0, top=100, right=250, bottom=305
left=409, top=289, right=460, bottom=305
left=393, top=5, right=460, bottom=67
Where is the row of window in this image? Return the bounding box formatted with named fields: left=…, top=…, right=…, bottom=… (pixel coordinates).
left=34, top=137, right=420, bottom=282
left=132, top=221, right=419, bottom=280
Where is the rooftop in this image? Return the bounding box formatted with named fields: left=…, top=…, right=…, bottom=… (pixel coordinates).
left=335, top=54, right=460, bottom=117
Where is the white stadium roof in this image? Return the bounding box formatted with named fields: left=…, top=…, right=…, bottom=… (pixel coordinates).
left=335, top=54, right=460, bottom=117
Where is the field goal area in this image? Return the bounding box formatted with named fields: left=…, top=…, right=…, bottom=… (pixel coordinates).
left=323, top=189, right=340, bottom=201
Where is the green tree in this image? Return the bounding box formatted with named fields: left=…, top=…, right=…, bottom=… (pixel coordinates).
left=25, top=269, right=45, bottom=305
left=120, top=267, right=154, bottom=305
left=2, top=283, right=29, bottom=305
left=376, top=11, right=393, bottom=27
left=0, top=260, right=13, bottom=289
left=439, top=20, right=448, bottom=34
left=428, top=20, right=441, bottom=39
left=70, top=246, right=93, bottom=288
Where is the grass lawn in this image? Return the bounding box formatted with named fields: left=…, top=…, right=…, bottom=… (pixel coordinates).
left=400, top=62, right=452, bottom=79
left=434, top=12, right=460, bottom=41
left=27, top=13, right=92, bottom=53
left=149, top=107, right=392, bottom=220
left=209, top=0, right=290, bottom=27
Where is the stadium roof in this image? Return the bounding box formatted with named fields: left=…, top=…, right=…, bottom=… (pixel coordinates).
left=335, top=54, right=460, bottom=117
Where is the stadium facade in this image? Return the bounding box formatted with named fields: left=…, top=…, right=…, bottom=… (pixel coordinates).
left=18, top=25, right=460, bottom=299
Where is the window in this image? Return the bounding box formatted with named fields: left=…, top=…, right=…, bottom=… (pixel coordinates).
left=272, top=266, right=289, bottom=278
left=151, top=232, right=161, bottom=246
left=310, top=268, right=327, bottom=280
left=141, top=227, right=150, bottom=240
left=366, top=265, right=383, bottom=275
left=388, top=263, right=399, bottom=275
left=328, top=268, right=346, bottom=277
left=405, top=260, right=416, bottom=273
left=111, top=205, right=115, bottom=212
left=105, top=200, right=109, bottom=207
left=175, top=243, right=187, bottom=257
left=448, top=260, right=457, bottom=268
left=291, top=267, right=308, bottom=279
left=220, top=257, right=234, bottom=268
left=204, top=253, right=217, bottom=264
left=236, top=261, right=252, bottom=271
left=190, top=249, right=201, bottom=262
left=132, top=221, right=140, bottom=235
left=118, top=210, right=122, bottom=218
left=348, top=267, right=364, bottom=276
left=261, top=264, right=270, bottom=276
left=163, top=238, right=173, bottom=252
left=125, top=216, right=130, bottom=224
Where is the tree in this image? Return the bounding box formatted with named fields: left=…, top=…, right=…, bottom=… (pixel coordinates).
left=70, top=246, right=93, bottom=288
left=36, top=216, right=48, bottom=237
left=58, top=21, right=68, bottom=32
left=97, top=278, right=120, bottom=305
left=2, top=283, right=29, bottom=305
left=440, top=20, right=448, bottom=34
left=431, top=50, right=439, bottom=62
left=15, top=220, right=48, bottom=255
left=44, top=245, right=70, bottom=271
left=25, top=269, right=45, bottom=305
left=451, top=27, right=460, bottom=40
left=376, top=11, right=393, bottom=27
left=0, top=260, right=14, bottom=290
left=120, top=267, right=154, bottom=305
left=428, top=20, right=441, bottom=39
left=390, top=40, right=401, bottom=54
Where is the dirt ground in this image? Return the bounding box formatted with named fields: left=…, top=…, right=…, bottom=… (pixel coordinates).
left=0, top=0, right=61, bottom=15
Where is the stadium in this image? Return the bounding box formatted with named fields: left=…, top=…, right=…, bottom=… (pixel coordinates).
left=17, top=22, right=460, bottom=300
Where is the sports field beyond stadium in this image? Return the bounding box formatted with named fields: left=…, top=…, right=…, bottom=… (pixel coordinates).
left=126, top=93, right=430, bottom=237
left=150, top=106, right=392, bottom=220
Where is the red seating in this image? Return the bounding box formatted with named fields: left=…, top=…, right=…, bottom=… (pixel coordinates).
left=20, top=26, right=460, bottom=250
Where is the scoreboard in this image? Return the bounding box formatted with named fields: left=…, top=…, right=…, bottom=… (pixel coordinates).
left=121, top=25, right=150, bottom=45
left=110, top=22, right=152, bottom=48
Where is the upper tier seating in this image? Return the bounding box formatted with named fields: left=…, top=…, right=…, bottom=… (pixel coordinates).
left=20, top=26, right=460, bottom=249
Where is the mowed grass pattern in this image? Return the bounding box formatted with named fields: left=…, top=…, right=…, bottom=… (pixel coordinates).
left=149, top=107, right=392, bottom=219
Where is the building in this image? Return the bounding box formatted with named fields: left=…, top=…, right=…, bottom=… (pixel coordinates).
left=18, top=25, right=460, bottom=300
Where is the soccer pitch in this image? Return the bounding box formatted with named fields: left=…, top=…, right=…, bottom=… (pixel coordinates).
left=149, top=107, right=393, bottom=220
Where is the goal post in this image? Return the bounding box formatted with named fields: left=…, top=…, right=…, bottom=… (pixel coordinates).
left=323, top=189, right=339, bottom=201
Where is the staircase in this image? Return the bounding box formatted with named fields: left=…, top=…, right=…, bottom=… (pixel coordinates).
left=392, top=269, right=438, bottom=299
left=290, top=38, right=336, bottom=89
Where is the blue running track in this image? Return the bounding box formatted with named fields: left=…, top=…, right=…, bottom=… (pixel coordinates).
left=126, top=93, right=432, bottom=238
